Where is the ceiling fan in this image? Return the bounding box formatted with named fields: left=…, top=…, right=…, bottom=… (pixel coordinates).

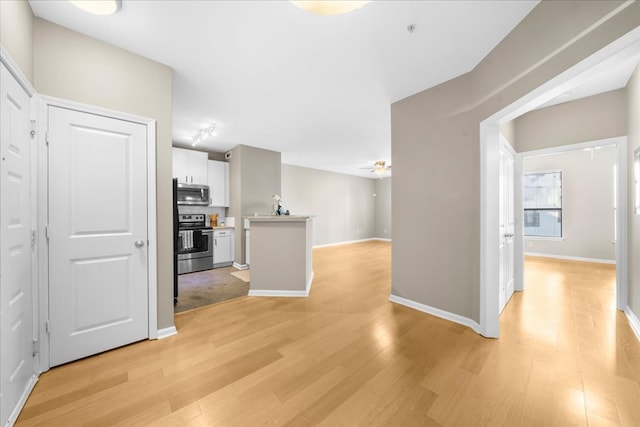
left=361, top=160, right=392, bottom=175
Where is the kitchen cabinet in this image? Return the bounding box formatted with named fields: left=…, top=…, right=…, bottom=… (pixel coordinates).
left=172, top=147, right=208, bottom=185
left=213, top=229, right=233, bottom=267
left=208, top=160, right=229, bottom=207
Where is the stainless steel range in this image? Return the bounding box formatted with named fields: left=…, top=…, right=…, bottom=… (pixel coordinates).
left=177, top=214, right=213, bottom=274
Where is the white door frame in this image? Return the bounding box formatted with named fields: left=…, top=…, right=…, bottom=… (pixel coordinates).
left=480, top=28, right=639, bottom=338
left=36, top=96, right=158, bottom=372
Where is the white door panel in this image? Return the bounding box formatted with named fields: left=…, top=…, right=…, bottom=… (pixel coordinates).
left=505, top=151, right=515, bottom=300
left=499, top=140, right=515, bottom=314
left=48, top=106, right=148, bottom=367
left=1, top=62, right=34, bottom=426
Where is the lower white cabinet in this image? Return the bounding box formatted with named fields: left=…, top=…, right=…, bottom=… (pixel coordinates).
left=213, top=229, right=233, bottom=267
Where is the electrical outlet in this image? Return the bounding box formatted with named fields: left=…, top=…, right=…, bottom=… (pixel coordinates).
left=528, top=241, right=534, bottom=248
left=384, top=229, right=387, bottom=234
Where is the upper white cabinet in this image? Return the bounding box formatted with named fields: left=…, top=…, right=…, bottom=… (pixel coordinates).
left=208, top=160, right=229, bottom=207
left=172, top=147, right=208, bottom=185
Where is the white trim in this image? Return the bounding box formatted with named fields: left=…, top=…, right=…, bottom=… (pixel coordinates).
left=307, top=271, right=314, bottom=294
left=524, top=252, right=616, bottom=265
left=525, top=236, right=565, bottom=242
left=0, top=45, right=35, bottom=96
left=233, top=262, right=249, bottom=270
left=36, top=99, right=49, bottom=374
left=480, top=28, right=639, bottom=338
left=37, top=95, right=158, bottom=368
left=249, top=289, right=310, bottom=297
left=146, top=120, right=158, bottom=339
left=389, top=295, right=481, bottom=334
left=5, top=375, right=38, bottom=427
left=313, top=237, right=389, bottom=249
left=480, top=122, right=501, bottom=338
left=156, top=326, right=178, bottom=340
left=520, top=137, right=622, bottom=157
left=249, top=271, right=314, bottom=297
left=615, top=138, right=628, bottom=311
left=624, top=307, right=640, bottom=342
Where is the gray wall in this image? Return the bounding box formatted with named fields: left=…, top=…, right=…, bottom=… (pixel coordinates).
left=628, top=65, right=640, bottom=318
left=241, top=146, right=281, bottom=216
left=33, top=19, right=174, bottom=329
left=523, top=147, right=616, bottom=261
left=375, top=177, right=391, bottom=240
left=281, top=164, right=376, bottom=246
left=0, top=0, right=33, bottom=82
left=514, top=89, right=627, bottom=152
left=228, top=145, right=281, bottom=264
left=391, top=0, right=638, bottom=323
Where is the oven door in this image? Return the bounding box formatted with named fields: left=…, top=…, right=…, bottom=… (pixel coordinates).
left=177, top=229, right=214, bottom=274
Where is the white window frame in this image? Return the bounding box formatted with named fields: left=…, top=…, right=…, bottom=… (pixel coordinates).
left=523, top=170, right=563, bottom=238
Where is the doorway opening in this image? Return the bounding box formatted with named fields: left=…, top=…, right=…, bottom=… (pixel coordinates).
left=175, top=267, right=249, bottom=313
left=480, top=28, right=639, bottom=338
left=516, top=141, right=620, bottom=336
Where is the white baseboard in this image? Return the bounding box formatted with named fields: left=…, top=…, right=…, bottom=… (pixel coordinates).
left=306, top=271, right=314, bottom=295
left=246, top=272, right=313, bottom=298
left=233, top=262, right=249, bottom=270
left=314, top=237, right=390, bottom=248
left=156, top=326, right=178, bottom=339
left=525, top=252, right=616, bottom=265
left=625, top=306, right=640, bottom=342
left=248, top=289, right=309, bottom=297
left=389, top=294, right=481, bottom=334
left=6, top=374, right=38, bottom=427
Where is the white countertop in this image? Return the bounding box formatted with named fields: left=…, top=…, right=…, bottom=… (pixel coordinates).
left=245, top=215, right=311, bottom=222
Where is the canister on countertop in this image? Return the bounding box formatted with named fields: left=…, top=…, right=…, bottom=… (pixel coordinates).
left=209, top=213, right=218, bottom=227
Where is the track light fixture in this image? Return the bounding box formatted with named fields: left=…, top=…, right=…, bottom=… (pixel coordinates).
left=192, top=123, right=217, bottom=147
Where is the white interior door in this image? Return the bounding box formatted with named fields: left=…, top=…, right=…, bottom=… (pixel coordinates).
left=48, top=106, right=148, bottom=367
left=499, top=138, right=515, bottom=314
left=1, top=63, right=35, bottom=425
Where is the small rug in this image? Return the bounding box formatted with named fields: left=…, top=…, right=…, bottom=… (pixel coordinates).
left=230, top=270, right=250, bottom=283
left=175, top=266, right=249, bottom=313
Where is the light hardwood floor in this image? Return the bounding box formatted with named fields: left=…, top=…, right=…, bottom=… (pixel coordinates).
left=16, top=242, right=640, bottom=426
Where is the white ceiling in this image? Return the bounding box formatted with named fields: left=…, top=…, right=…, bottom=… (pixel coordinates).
left=28, top=0, right=544, bottom=177
left=535, top=54, right=638, bottom=110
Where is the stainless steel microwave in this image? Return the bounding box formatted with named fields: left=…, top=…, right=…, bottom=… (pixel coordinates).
left=177, top=183, right=210, bottom=206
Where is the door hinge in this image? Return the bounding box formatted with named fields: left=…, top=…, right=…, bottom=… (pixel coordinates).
left=45, top=320, right=51, bottom=334
left=30, top=120, right=36, bottom=139
left=31, top=230, right=37, bottom=248
left=45, top=225, right=50, bottom=240
left=32, top=339, right=39, bottom=356
left=45, top=131, right=49, bottom=146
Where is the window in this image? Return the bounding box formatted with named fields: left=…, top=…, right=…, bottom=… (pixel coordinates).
left=524, top=171, right=562, bottom=237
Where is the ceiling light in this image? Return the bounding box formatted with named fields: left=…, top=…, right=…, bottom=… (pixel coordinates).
left=290, top=1, right=370, bottom=16
left=192, top=123, right=217, bottom=147
left=373, top=160, right=390, bottom=175
left=68, top=0, right=122, bottom=16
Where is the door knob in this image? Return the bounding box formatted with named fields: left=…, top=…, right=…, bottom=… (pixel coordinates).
left=504, top=233, right=514, bottom=238
left=135, top=240, right=145, bottom=248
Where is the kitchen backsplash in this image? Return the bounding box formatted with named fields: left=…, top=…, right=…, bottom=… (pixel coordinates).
left=178, top=206, right=227, bottom=227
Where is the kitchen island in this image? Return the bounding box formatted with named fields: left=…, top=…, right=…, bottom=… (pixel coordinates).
left=245, top=215, right=313, bottom=297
